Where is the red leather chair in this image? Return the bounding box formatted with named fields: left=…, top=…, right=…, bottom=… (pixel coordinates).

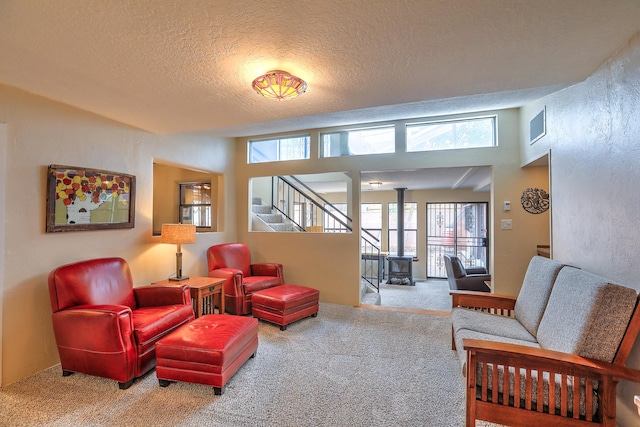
left=47, top=257, right=194, bottom=389
left=207, top=243, right=284, bottom=315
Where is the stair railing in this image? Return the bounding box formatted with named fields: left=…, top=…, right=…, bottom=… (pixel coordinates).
left=273, top=176, right=352, bottom=232
left=361, top=234, right=382, bottom=292
left=271, top=175, right=382, bottom=292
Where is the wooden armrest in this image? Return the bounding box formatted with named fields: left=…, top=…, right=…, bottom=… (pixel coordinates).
left=463, top=338, right=640, bottom=383
left=450, top=290, right=517, bottom=311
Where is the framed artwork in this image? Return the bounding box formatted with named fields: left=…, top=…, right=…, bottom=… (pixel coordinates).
left=46, top=165, right=136, bottom=232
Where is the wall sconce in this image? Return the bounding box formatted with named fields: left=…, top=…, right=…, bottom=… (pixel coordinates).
left=369, top=182, right=383, bottom=190
left=160, top=224, right=196, bottom=281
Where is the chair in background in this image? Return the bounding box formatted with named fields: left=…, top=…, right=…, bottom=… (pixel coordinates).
left=47, top=257, right=194, bottom=389
left=443, top=254, right=491, bottom=292
left=207, top=243, right=284, bottom=315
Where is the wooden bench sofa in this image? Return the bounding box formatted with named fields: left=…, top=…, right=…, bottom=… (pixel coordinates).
left=451, top=256, right=640, bottom=426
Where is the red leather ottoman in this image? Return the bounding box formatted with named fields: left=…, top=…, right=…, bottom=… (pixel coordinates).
left=155, top=314, right=258, bottom=395
left=252, top=284, right=319, bottom=331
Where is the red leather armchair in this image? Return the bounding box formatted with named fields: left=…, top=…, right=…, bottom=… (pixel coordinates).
left=47, top=257, right=194, bottom=389
left=207, top=243, right=284, bottom=315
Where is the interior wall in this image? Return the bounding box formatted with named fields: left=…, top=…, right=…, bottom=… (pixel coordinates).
left=0, top=84, right=236, bottom=386
left=0, top=122, right=6, bottom=387
left=152, top=163, right=220, bottom=235
left=236, top=109, right=548, bottom=305
left=520, top=32, right=640, bottom=426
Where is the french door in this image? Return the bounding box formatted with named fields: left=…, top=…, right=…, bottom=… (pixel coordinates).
left=426, top=202, right=488, bottom=278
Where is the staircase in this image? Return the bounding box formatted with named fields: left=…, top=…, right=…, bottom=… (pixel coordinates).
left=360, top=280, right=381, bottom=305
left=252, top=198, right=297, bottom=232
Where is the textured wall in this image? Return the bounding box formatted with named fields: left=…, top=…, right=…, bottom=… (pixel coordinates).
left=0, top=84, right=236, bottom=386
left=521, top=32, right=640, bottom=426
left=236, top=109, right=551, bottom=305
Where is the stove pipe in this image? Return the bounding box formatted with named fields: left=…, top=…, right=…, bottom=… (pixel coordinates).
left=395, top=188, right=406, bottom=257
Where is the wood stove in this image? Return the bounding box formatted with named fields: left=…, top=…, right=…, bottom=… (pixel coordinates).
left=387, top=255, right=414, bottom=285
left=387, top=187, right=415, bottom=285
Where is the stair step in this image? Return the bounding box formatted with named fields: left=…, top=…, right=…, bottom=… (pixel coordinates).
left=361, top=291, right=381, bottom=305
left=269, top=223, right=297, bottom=232
left=258, top=213, right=283, bottom=223
left=252, top=205, right=272, bottom=214
left=252, top=197, right=262, bottom=205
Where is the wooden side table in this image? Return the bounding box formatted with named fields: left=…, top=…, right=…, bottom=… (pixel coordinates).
left=152, top=276, right=225, bottom=318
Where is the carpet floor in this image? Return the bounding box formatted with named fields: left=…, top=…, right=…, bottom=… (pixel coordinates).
left=378, top=279, right=452, bottom=312
left=0, top=303, right=471, bottom=427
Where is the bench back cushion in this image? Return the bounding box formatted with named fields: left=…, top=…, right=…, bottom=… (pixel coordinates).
left=537, top=266, right=638, bottom=362
left=514, top=256, right=565, bottom=336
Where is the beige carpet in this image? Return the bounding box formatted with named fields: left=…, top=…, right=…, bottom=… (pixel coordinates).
left=0, top=303, right=483, bottom=426
left=379, top=279, right=452, bottom=312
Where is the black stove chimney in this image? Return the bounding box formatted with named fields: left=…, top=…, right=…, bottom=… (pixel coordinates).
left=395, top=188, right=406, bottom=257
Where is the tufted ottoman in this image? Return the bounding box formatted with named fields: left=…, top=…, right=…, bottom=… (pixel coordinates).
left=252, top=284, right=319, bottom=331
left=155, top=314, right=258, bottom=395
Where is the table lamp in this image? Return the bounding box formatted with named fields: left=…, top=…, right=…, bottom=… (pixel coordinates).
left=160, top=223, right=196, bottom=281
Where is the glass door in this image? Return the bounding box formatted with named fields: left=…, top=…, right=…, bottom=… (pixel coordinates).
left=426, top=202, right=488, bottom=278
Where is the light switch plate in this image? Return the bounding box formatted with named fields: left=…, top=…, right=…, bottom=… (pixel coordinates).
left=501, top=219, right=513, bottom=230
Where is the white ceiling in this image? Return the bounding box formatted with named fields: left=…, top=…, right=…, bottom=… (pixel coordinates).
left=1, top=0, right=640, bottom=138
left=1, top=1, right=637, bottom=193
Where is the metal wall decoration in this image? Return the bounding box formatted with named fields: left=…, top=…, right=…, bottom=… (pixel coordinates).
left=520, top=187, right=549, bottom=214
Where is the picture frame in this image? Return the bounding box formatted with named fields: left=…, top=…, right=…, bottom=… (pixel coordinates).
left=46, top=165, right=136, bottom=232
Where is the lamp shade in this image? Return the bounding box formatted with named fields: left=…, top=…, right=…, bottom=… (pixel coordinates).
left=160, top=224, right=196, bottom=244
left=252, top=70, right=307, bottom=100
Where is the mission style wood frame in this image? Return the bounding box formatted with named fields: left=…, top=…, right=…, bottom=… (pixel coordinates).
left=46, top=165, right=136, bottom=232
left=450, top=290, right=640, bottom=427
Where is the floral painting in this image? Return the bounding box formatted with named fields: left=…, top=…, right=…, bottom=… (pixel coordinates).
left=46, top=165, right=136, bottom=232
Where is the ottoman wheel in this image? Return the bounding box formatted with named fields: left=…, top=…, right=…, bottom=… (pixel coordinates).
left=158, top=379, right=173, bottom=387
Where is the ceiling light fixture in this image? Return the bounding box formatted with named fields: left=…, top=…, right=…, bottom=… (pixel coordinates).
left=369, top=182, right=383, bottom=190
left=252, top=70, right=307, bottom=100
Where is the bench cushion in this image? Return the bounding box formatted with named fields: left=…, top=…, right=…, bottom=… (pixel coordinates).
left=536, top=266, right=638, bottom=362
left=513, top=256, right=565, bottom=336
left=452, top=308, right=537, bottom=342
left=454, top=329, right=540, bottom=375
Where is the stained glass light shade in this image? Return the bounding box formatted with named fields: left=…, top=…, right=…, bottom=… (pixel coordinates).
left=252, top=70, right=307, bottom=100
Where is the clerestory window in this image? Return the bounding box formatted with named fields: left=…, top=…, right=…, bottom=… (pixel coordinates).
left=406, top=116, right=496, bottom=152
left=248, top=135, right=310, bottom=163
left=320, top=125, right=395, bottom=157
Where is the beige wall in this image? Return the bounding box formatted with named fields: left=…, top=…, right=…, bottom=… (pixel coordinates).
left=236, top=109, right=550, bottom=305
left=520, top=32, right=640, bottom=426
left=0, top=123, right=6, bottom=386
left=0, top=84, right=237, bottom=386
left=152, top=163, right=221, bottom=235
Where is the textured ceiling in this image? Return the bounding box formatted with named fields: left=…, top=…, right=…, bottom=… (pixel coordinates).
left=1, top=1, right=640, bottom=137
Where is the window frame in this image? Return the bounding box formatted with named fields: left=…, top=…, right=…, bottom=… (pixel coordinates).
left=320, top=125, right=396, bottom=158
left=388, top=202, right=418, bottom=256
left=179, top=182, right=212, bottom=230
left=405, top=115, right=497, bottom=152
left=247, top=134, right=311, bottom=164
